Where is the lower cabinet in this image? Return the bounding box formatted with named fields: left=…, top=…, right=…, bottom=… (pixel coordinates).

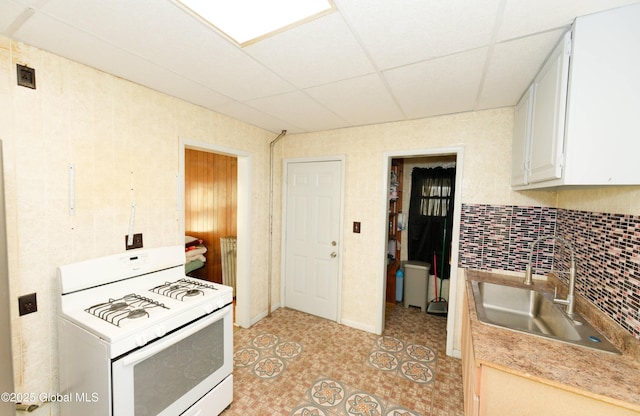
left=462, top=286, right=639, bottom=416
left=477, top=367, right=638, bottom=416
left=461, top=293, right=480, bottom=416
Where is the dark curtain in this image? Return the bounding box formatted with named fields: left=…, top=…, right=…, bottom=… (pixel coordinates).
left=408, top=167, right=455, bottom=279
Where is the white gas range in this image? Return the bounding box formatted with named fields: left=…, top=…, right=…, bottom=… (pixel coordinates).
left=58, top=245, right=234, bottom=416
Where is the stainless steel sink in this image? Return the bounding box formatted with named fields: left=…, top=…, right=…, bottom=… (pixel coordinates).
left=471, top=280, right=620, bottom=354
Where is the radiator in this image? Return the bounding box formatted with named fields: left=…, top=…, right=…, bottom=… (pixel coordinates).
left=220, top=236, right=237, bottom=296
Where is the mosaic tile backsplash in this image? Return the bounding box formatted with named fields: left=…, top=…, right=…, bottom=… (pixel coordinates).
left=459, top=203, right=640, bottom=340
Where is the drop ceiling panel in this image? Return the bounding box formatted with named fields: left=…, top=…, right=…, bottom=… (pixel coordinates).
left=477, top=29, right=566, bottom=110
left=384, top=48, right=488, bottom=119
left=158, top=76, right=237, bottom=111
left=29, top=0, right=295, bottom=101
left=245, top=13, right=374, bottom=89
left=13, top=12, right=233, bottom=107
left=247, top=91, right=350, bottom=133
left=338, top=0, right=500, bottom=70
left=214, top=101, right=304, bottom=133
left=498, top=0, right=639, bottom=42
left=305, top=73, right=405, bottom=126
left=186, top=36, right=296, bottom=102
left=36, top=0, right=188, bottom=49
left=0, top=1, right=27, bottom=34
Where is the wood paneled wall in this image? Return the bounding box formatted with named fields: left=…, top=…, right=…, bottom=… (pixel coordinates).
left=184, top=149, right=237, bottom=283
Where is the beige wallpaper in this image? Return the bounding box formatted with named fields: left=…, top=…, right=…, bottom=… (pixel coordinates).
left=557, top=186, right=640, bottom=216
left=0, top=37, right=274, bottom=403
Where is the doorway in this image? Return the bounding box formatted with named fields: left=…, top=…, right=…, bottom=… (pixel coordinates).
left=180, top=139, right=252, bottom=328
left=379, top=148, right=464, bottom=358
left=184, top=149, right=237, bottom=284
left=283, top=158, right=344, bottom=322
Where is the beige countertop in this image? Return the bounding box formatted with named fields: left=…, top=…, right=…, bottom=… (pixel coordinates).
left=465, top=269, right=640, bottom=411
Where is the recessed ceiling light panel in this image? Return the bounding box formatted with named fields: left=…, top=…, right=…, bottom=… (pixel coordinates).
left=176, top=0, right=335, bottom=46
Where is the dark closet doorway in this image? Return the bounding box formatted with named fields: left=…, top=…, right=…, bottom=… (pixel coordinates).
left=184, top=149, right=238, bottom=284
left=386, top=155, right=456, bottom=318
left=381, top=150, right=462, bottom=356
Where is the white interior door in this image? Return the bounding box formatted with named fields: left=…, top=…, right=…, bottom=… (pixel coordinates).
left=284, top=160, right=342, bottom=321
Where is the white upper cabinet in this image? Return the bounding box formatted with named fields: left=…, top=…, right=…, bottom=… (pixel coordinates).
left=528, top=32, right=571, bottom=185
left=511, top=85, right=533, bottom=186
left=512, top=3, right=640, bottom=189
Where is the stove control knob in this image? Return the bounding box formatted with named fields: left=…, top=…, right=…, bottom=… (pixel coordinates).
left=136, top=334, right=148, bottom=347
left=204, top=304, right=214, bottom=314
left=216, top=300, right=226, bottom=309
left=155, top=326, right=166, bottom=338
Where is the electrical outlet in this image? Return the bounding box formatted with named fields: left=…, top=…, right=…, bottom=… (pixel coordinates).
left=353, top=222, right=361, bottom=233
left=125, top=233, right=143, bottom=250
left=19, top=293, right=37, bottom=316
left=16, top=64, right=36, bottom=89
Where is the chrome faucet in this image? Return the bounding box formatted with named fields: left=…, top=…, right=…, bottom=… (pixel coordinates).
left=523, top=235, right=577, bottom=315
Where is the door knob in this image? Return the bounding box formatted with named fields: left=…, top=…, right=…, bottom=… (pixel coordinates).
left=330, top=252, right=337, bottom=258
left=331, top=241, right=337, bottom=246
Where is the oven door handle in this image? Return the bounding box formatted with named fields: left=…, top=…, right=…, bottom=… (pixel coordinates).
left=121, top=305, right=230, bottom=367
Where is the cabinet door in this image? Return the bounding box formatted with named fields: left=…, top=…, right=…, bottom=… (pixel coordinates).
left=462, top=290, right=481, bottom=416
left=528, top=31, right=571, bottom=184
left=511, top=85, right=533, bottom=186
left=564, top=3, right=640, bottom=185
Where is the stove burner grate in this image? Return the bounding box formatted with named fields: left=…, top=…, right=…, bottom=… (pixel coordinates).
left=85, top=294, right=168, bottom=327
left=150, top=278, right=217, bottom=301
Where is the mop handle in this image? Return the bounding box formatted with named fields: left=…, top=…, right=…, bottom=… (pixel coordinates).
left=433, top=251, right=438, bottom=300
left=439, top=216, right=447, bottom=299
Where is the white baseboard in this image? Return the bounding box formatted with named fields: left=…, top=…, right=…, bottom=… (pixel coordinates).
left=250, top=307, right=377, bottom=335
left=449, top=348, right=462, bottom=359
left=249, top=303, right=281, bottom=326
left=340, top=318, right=378, bottom=335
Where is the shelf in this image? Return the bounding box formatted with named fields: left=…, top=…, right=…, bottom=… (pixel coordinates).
left=387, top=159, right=404, bottom=303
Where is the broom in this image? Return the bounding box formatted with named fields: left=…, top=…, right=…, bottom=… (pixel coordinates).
left=427, top=217, right=448, bottom=316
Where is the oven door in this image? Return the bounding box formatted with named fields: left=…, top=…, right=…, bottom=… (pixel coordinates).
left=111, top=304, right=232, bottom=416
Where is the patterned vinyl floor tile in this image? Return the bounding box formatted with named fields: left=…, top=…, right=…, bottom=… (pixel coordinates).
left=234, top=333, right=303, bottom=379
left=367, top=336, right=437, bottom=385
left=291, top=376, right=422, bottom=416
left=222, top=305, right=464, bottom=416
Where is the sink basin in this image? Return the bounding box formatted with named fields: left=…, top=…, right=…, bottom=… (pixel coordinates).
left=471, top=280, right=620, bottom=354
